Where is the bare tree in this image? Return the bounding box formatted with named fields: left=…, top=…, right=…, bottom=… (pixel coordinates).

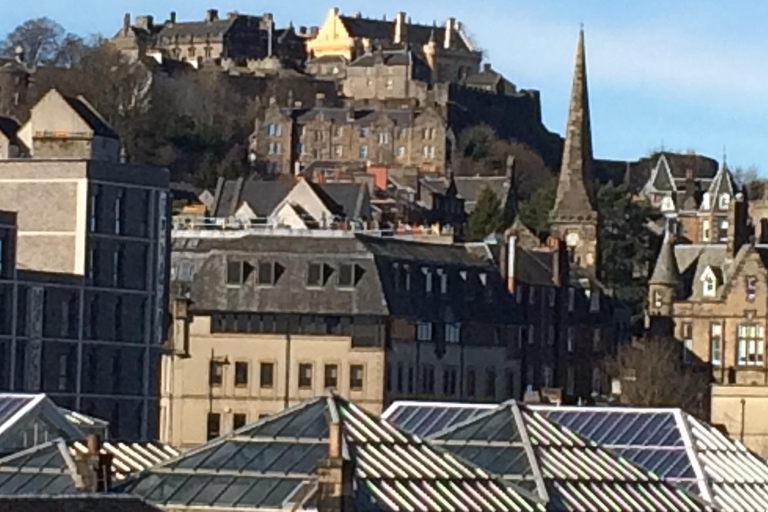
left=607, top=337, right=711, bottom=418
left=0, top=18, right=81, bottom=68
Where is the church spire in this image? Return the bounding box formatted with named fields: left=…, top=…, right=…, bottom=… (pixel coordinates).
left=549, top=29, right=599, bottom=272
left=551, top=28, right=595, bottom=219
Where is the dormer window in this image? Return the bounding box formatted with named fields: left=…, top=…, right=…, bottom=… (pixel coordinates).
left=747, top=277, right=757, bottom=301
left=719, top=194, right=730, bottom=210
left=653, top=290, right=663, bottom=308
left=701, top=193, right=711, bottom=210
left=701, top=267, right=718, bottom=297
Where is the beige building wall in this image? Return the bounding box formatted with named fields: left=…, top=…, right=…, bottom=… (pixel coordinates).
left=306, top=8, right=355, bottom=60
left=160, top=314, right=386, bottom=448
left=712, top=385, right=768, bottom=456
left=0, top=161, right=87, bottom=274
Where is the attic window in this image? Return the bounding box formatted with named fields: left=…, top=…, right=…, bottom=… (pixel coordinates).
left=702, top=220, right=711, bottom=242
left=719, top=194, right=730, bottom=210
left=227, top=261, right=245, bottom=285
left=653, top=290, right=663, bottom=308
left=259, top=262, right=281, bottom=286
left=338, top=264, right=355, bottom=288
left=703, top=274, right=717, bottom=297
left=307, top=263, right=323, bottom=287
left=747, top=277, right=757, bottom=301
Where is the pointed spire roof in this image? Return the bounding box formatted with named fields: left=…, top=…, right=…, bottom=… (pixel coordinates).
left=650, top=233, right=681, bottom=286
left=550, top=29, right=596, bottom=221
left=645, top=153, right=677, bottom=194
left=702, top=161, right=735, bottom=211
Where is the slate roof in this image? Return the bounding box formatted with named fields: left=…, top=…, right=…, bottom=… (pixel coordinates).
left=62, top=95, right=119, bottom=139
left=670, top=244, right=730, bottom=300
left=158, top=18, right=239, bottom=39
left=421, top=175, right=512, bottom=213
left=386, top=401, right=708, bottom=511
left=650, top=234, right=681, bottom=286
left=212, top=177, right=370, bottom=221
left=170, top=232, right=513, bottom=323
left=645, top=154, right=677, bottom=194
left=702, top=164, right=736, bottom=211
left=117, top=395, right=543, bottom=512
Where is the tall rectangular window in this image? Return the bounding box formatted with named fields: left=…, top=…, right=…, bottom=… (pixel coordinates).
left=737, top=324, right=764, bottom=366
left=747, top=277, right=757, bottom=301
left=114, top=191, right=123, bottom=235
left=416, top=322, right=432, bottom=341
left=422, top=267, right=433, bottom=294
left=568, top=289, right=575, bottom=312
left=543, top=366, right=553, bottom=388
left=307, top=263, right=323, bottom=287
left=592, top=367, right=602, bottom=394
left=258, top=262, right=275, bottom=286
left=234, top=362, right=249, bottom=387
left=89, top=187, right=99, bottom=233
left=350, top=365, right=364, bottom=391
left=566, top=367, right=575, bottom=395
left=710, top=323, right=722, bottom=366
left=681, top=322, right=693, bottom=363
left=421, top=365, right=435, bottom=394
left=567, top=327, right=575, bottom=352
left=443, top=366, right=457, bottom=395
left=485, top=368, right=496, bottom=399
left=209, top=361, right=224, bottom=386
left=338, top=264, right=354, bottom=288
left=260, top=362, right=274, bottom=388
left=298, top=363, right=313, bottom=389
left=112, top=248, right=121, bottom=287
left=445, top=323, right=460, bottom=343
left=592, top=328, right=601, bottom=352
left=207, top=413, right=221, bottom=440
left=58, top=354, right=68, bottom=391
left=466, top=369, right=476, bottom=397
left=324, top=364, right=338, bottom=389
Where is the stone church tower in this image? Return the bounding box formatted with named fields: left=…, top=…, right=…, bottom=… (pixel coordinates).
left=549, top=30, right=599, bottom=273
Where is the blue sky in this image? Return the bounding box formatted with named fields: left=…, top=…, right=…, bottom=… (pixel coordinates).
left=3, top=1, right=768, bottom=172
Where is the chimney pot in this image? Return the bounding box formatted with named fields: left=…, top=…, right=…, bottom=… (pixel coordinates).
left=394, top=11, right=407, bottom=44
left=206, top=9, right=219, bottom=22
left=86, top=434, right=101, bottom=455
left=483, top=63, right=492, bottom=72
left=169, top=11, right=176, bottom=24
left=328, top=421, right=342, bottom=458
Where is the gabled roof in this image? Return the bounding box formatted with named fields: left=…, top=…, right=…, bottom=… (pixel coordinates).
left=645, top=154, right=677, bottom=194
left=0, top=439, right=78, bottom=495
left=118, top=395, right=543, bottom=511
left=386, top=401, right=707, bottom=511
left=62, top=95, right=119, bottom=139
left=0, top=394, right=83, bottom=455
left=702, top=163, right=735, bottom=212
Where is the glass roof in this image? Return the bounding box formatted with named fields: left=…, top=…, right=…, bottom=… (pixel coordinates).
left=383, top=403, right=495, bottom=438
left=120, top=396, right=544, bottom=512
left=0, top=440, right=76, bottom=495
left=0, top=396, right=36, bottom=429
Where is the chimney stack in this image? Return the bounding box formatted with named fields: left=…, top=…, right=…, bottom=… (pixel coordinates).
left=394, top=11, right=407, bottom=44
left=122, top=13, right=131, bottom=35
left=74, top=435, right=112, bottom=492
left=444, top=17, right=455, bottom=49
left=206, top=9, right=219, bottom=22
left=169, top=11, right=177, bottom=24
left=328, top=421, right=341, bottom=458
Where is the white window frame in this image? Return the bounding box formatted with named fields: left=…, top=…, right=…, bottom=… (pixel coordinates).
left=710, top=323, right=722, bottom=366
left=417, top=322, right=433, bottom=341
left=737, top=324, right=765, bottom=366
left=446, top=323, right=461, bottom=344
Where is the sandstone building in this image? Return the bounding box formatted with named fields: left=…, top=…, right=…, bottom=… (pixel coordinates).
left=0, top=90, right=170, bottom=440
left=306, top=8, right=481, bottom=84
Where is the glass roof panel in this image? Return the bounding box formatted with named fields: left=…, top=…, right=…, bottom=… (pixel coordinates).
left=145, top=474, right=190, bottom=503
left=542, top=411, right=684, bottom=447
left=15, top=446, right=66, bottom=470
left=188, top=476, right=235, bottom=506
left=236, top=478, right=287, bottom=507
left=166, top=475, right=213, bottom=505
left=269, top=443, right=326, bottom=474
left=0, top=396, right=35, bottom=428
left=445, top=445, right=532, bottom=477
left=242, top=400, right=328, bottom=439
left=42, top=475, right=76, bottom=495
left=12, top=474, right=58, bottom=495
left=214, top=477, right=258, bottom=506
left=434, top=408, right=520, bottom=442
left=261, top=478, right=304, bottom=507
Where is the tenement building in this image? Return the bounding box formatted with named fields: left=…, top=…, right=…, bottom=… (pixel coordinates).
left=0, top=89, right=170, bottom=440
left=250, top=95, right=451, bottom=176
left=646, top=180, right=768, bottom=455
left=306, top=8, right=481, bottom=83
left=165, top=230, right=520, bottom=447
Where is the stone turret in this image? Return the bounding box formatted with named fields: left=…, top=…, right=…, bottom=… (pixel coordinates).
left=648, top=233, right=680, bottom=336
left=548, top=29, right=599, bottom=272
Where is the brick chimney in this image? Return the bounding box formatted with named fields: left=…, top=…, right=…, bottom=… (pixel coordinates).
left=394, top=12, right=407, bottom=44
left=316, top=421, right=353, bottom=512
left=73, top=435, right=113, bottom=492
left=444, top=17, right=455, bottom=49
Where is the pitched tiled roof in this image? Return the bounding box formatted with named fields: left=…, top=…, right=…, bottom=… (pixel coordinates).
left=650, top=234, right=681, bottom=286
left=118, top=395, right=543, bottom=511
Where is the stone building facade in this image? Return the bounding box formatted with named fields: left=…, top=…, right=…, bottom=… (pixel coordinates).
left=0, top=90, right=170, bottom=440
left=342, top=46, right=432, bottom=102
left=165, top=231, right=521, bottom=447
left=306, top=8, right=481, bottom=84
left=646, top=189, right=768, bottom=455
left=250, top=96, right=452, bottom=176
left=112, top=9, right=306, bottom=68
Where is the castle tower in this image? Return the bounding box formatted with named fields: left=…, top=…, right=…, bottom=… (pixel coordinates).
left=648, top=233, right=680, bottom=337
left=549, top=29, right=599, bottom=272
